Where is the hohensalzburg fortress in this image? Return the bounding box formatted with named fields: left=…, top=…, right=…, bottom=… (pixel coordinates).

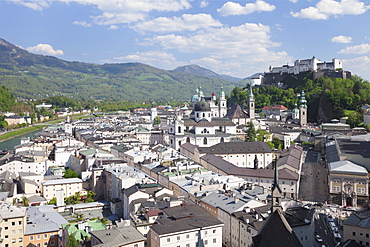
left=270, top=57, right=342, bottom=75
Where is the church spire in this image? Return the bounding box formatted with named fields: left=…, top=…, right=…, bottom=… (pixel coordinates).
left=271, top=156, right=282, bottom=212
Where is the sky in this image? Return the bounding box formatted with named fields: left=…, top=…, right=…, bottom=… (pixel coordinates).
left=1, top=0, right=370, bottom=80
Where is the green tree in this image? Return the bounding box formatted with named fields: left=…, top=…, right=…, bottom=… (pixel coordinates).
left=64, top=168, right=79, bottom=178
left=153, top=116, right=161, bottom=125
left=245, top=121, right=256, bottom=142
left=66, top=234, right=79, bottom=247
left=48, top=197, right=57, bottom=205
left=256, top=128, right=271, bottom=142
left=346, top=111, right=363, bottom=128
left=22, top=196, right=29, bottom=207
left=271, top=138, right=283, bottom=150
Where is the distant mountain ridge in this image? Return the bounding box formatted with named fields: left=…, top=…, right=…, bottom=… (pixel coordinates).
left=0, top=38, right=246, bottom=101
left=173, top=64, right=242, bottom=82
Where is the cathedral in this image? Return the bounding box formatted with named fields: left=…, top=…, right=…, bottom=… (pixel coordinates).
left=168, top=86, right=239, bottom=150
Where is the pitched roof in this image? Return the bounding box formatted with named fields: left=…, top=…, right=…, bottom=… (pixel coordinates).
left=150, top=204, right=223, bottom=236
left=225, top=104, right=249, bottom=119
left=198, top=141, right=271, bottom=155
left=344, top=213, right=370, bottom=229
left=201, top=154, right=298, bottom=180
left=253, top=208, right=302, bottom=247
left=90, top=226, right=146, bottom=247
left=329, top=160, right=368, bottom=175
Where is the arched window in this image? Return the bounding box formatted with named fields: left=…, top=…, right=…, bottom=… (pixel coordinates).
left=197, top=113, right=199, bottom=118
left=170, top=139, right=173, bottom=144
left=178, top=141, right=181, bottom=146
left=178, top=126, right=181, bottom=133
left=203, top=137, right=207, bottom=145
left=208, top=113, right=210, bottom=117
left=221, top=137, right=224, bottom=142
left=186, top=137, right=190, bottom=143
left=203, top=113, right=205, bottom=118
left=204, top=128, right=207, bottom=134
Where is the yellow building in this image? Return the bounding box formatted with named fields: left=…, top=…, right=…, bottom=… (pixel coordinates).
left=0, top=204, right=27, bottom=247
left=328, top=160, right=369, bottom=207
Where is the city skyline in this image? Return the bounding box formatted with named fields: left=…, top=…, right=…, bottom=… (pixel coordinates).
left=1, top=0, right=370, bottom=80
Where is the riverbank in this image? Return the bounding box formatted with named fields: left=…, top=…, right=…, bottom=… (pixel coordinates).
left=0, top=125, right=47, bottom=143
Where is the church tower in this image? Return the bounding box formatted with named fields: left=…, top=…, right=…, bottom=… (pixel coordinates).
left=292, top=103, right=299, bottom=120
left=248, top=84, right=255, bottom=120
left=299, top=90, right=307, bottom=126
left=271, top=157, right=282, bottom=212
left=218, top=87, right=227, bottom=118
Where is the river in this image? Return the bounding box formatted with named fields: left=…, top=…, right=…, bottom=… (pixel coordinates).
left=0, top=129, right=42, bottom=151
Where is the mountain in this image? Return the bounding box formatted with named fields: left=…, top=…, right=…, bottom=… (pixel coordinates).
left=0, top=38, right=246, bottom=101
left=173, top=64, right=242, bottom=82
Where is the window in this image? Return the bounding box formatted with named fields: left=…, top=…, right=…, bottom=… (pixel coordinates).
left=353, top=232, right=356, bottom=236
left=11, top=230, right=15, bottom=235
left=177, top=236, right=180, bottom=240
left=213, top=238, right=217, bottom=243
left=204, top=240, right=208, bottom=245
left=18, top=221, right=22, bottom=225
left=51, top=241, right=55, bottom=246
left=4, top=227, right=8, bottom=230
left=186, top=234, right=190, bottom=238
left=134, top=245, right=138, bottom=247
left=37, top=235, right=41, bottom=240
left=30, top=236, right=34, bottom=241
left=44, top=242, right=48, bottom=246
left=367, top=233, right=369, bottom=238
left=12, top=222, right=15, bottom=226
left=186, top=244, right=190, bottom=247
left=44, top=234, right=48, bottom=239
left=359, top=188, right=366, bottom=194
left=333, top=186, right=340, bottom=192
left=167, top=238, right=170, bottom=242
left=11, top=239, right=16, bottom=243
left=18, top=229, right=22, bottom=234
left=18, top=238, right=22, bottom=242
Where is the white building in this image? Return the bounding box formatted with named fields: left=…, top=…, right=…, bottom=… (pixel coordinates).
left=270, top=57, right=342, bottom=75
left=41, top=178, right=83, bottom=201
left=149, top=204, right=224, bottom=247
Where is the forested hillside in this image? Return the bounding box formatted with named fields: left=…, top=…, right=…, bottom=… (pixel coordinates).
left=228, top=72, right=370, bottom=124
left=0, top=38, right=243, bottom=101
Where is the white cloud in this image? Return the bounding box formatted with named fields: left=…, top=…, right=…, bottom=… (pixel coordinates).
left=108, top=25, right=118, bottom=30
left=331, top=35, right=352, bottom=43
left=26, top=44, right=64, bottom=56
left=8, top=0, right=50, bottom=11
left=112, top=50, right=181, bottom=69
left=342, top=56, right=370, bottom=80
left=133, top=14, right=222, bottom=33
left=142, top=23, right=291, bottom=77
left=217, top=0, right=276, bottom=16
left=9, top=0, right=192, bottom=24
left=290, top=0, right=298, bottom=3
left=200, top=1, right=209, bottom=8
left=291, top=0, right=369, bottom=20
left=73, top=21, right=91, bottom=27
left=338, top=44, right=370, bottom=54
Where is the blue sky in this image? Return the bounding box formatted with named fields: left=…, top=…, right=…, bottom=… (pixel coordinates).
left=1, top=0, right=370, bottom=80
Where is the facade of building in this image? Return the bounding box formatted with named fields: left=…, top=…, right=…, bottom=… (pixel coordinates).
left=343, top=213, right=370, bottom=246
left=0, top=204, right=26, bottom=247
left=149, top=204, right=224, bottom=247
left=328, top=160, right=369, bottom=207
left=41, top=178, right=83, bottom=201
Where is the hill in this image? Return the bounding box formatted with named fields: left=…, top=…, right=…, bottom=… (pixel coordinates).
left=0, top=38, right=245, bottom=101
left=173, top=64, right=241, bottom=82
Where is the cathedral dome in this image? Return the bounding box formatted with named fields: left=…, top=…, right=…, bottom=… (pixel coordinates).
left=194, top=100, right=211, bottom=112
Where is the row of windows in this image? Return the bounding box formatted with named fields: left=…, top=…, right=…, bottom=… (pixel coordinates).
left=29, top=233, right=54, bottom=240
left=173, top=238, right=217, bottom=247
left=2, top=220, right=22, bottom=226
left=166, top=231, right=217, bottom=242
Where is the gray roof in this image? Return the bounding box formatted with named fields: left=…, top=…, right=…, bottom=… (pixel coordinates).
left=42, top=178, right=83, bottom=186
left=344, top=213, right=370, bottom=229
left=150, top=204, right=223, bottom=236
left=90, top=226, right=146, bottom=246
left=201, top=154, right=298, bottom=180
left=0, top=204, right=26, bottom=219
left=198, top=141, right=271, bottom=155
left=200, top=193, right=250, bottom=214
left=329, top=160, right=368, bottom=175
